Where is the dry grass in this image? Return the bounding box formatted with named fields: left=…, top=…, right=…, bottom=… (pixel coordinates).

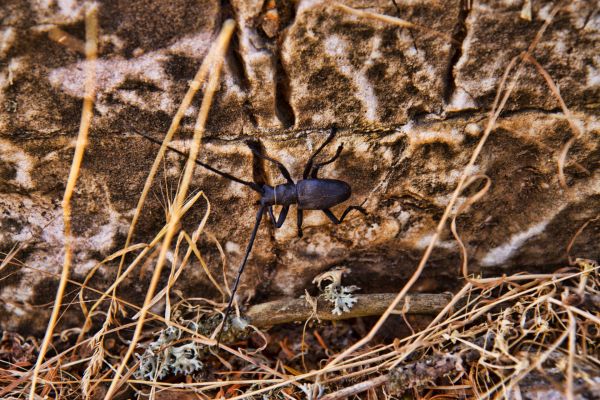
left=1, top=2, right=598, bottom=400
left=28, top=5, right=98, bottom=399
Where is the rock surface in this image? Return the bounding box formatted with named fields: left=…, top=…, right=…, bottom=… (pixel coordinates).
left=0, top=0, right=598, bottom=334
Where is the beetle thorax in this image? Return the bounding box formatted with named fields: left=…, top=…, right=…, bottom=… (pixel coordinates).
left=261, top=183, right=298, bottom=206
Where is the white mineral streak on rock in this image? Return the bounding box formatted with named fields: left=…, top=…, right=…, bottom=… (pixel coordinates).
left=63, top=53, right=166, bottom=90
left=312, top=108, right=336, bottom=126
left=362, top=219, right=400, bottom=245
left=480, top=220, right=551, bottom=267
left=83, top=208, right=125, bottom=254
left=226, top=180, right=249, bottom=199
left=586, top=118, right=600, bottom=132
left=447, top=87, right=477, bottom=111
left=304, top=232, right=334, bottom=257
left=397, top=210, right=411, bottom=226
left=538, top=3, right=555, bottom=22
left=0, top=27, right=16, bottom=58
left=169, top=31, right=212, bottom=59
left=273, top=215, right=297, bottom=241
left=0, top=140, right=34, bottom=189
left=478, top=77, right=499, bottom=93
left=1, top=287, right=30, bottom=317
left=33, top=0, right=87, bottom=24
left=479, top=161, right=600, bottom=268
left=303, top=210, right=329, bottom=228
left=445, top=165, right=481, bottom=186
left=405, top=124, right=465, bottom=147
left=297, top=0, right=325, bottom=14
left=48, top=52, right=173, bottom=113
left=7, top=58, right=22, bottom=85
left=464, top=122, right=482, bottom=137
left=453, top=5, right=475, bottom=74
left=365, top=36, right=382, bottom=66
left=0, top=181, right=127, bottom=308
left=222, top=72, right=245, bottom=98
left=416, top=233, right=457, bottom=250
left=101, top=34, right=125, bottom=52
left=587, top=65, right=600, bottom=87
left=48, top=31, right=211, bottom=115
left=275, top=148, right=301, bottom=175
left=57, top=0, right=85, bottom=18
left=324, top=35, right=378, bottom=121
left=225, top=241, right=241, bottom=255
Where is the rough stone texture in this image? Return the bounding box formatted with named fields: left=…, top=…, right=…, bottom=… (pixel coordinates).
left=0, top=0, right=598, bottom=334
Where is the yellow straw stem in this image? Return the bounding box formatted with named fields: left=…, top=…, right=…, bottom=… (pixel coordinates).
left=29, top=5, right=98, bottom=399
left=102, top=19, right=235, bottom=400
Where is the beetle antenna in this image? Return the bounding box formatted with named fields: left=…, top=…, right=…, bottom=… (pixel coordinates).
left=134, top=131, right=262, bottom=192
left=217, top=205, right=265, bottom=347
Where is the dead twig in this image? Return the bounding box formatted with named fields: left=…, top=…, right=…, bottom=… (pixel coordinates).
left=320, top=375, right=389, bottom=400
left=245, top=293, right=455, bottom=328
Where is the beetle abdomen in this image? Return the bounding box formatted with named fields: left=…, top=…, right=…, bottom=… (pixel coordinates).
left=296, top=179, right=351, bottom=210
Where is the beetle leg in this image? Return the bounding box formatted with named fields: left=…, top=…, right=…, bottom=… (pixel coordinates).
left=218, top=205, right=265, bottom=346
left=297, top=209, right=304, bottom=237
left=310, top=144, right=343, bottom=178
left=322, top=206, right=367, bottom=224
left=246, top=142, right=294, bottom=184
left=268, top=205, right=289, bottom=228
left=303, top=126, right=337, bottom=179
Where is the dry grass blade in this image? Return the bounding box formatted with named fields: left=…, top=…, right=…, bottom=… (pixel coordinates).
left=79, top=187, right=206, bottom=337
left=77, top=194, right=205, bottom=396
left=320, top=375, right=389, bottom=400
left=29, top=6, right=98, bottom=399
left=77, top=243, right=147, bottom=325
left=566, top=217, right=599, bottom=264
left=47, top=27, right=86, bottom=54
left=522, top=53, right=587, bottom=189
left=383, top=263, right=598, bottom=399
left=322, top=2, right=564, bottom=371
left=4, top=2, right=596, bottom=399
left=75, top=186, right=210, bottom=396
left=0, top=244, right=24, bottom=274
left=333, top=2, right=459, bottom=44
left=90, top=9, right=235, bottom=372
left=101, top=20, right=235, bottom=400
left=449, top=174, right=492, bottom=280
left=129, top=192, right=213, bottom=320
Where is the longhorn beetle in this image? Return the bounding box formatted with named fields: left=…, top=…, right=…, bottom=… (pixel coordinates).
left=136, top=127, right=366, bottom=344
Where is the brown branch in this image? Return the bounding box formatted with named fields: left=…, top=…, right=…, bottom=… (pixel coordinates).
left=320, top=375, right=389, bottom=400
left=320, top=353, right=465, bottom=399
left=245, top=293, right=455, bottom=328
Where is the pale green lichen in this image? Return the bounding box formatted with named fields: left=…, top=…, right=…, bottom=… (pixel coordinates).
left=312, top=267, right=360, bottom=316
left=134, top=324, right=203, bottom=380
left=299, top=382, right=325, bottom=399
left=323, top=283, right=360, bottom=315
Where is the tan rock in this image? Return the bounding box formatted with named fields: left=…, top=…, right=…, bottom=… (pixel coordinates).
left=0, top=0, right=598, bottom=334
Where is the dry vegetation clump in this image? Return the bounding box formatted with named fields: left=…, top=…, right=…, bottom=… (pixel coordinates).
left=0, top=2, right=598, bottom=400
left=1, top=260, right=597, bottom=399
left=382, top=259, right=600, bottom=399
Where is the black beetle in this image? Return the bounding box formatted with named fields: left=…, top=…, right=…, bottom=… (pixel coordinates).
left=136, top=127, right=366, bottom=343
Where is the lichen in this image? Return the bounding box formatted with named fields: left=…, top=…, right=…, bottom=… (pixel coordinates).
left=312, top=267, right=360, bottom=316
left=134, top=324, right=203, bottom=381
